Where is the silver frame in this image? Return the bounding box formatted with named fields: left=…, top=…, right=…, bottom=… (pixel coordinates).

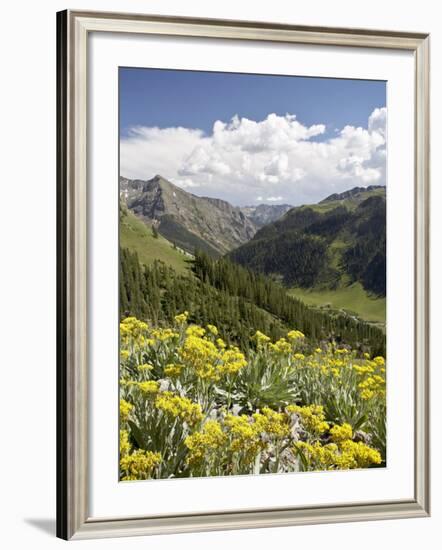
left=56, top=9, right=430, bottom=540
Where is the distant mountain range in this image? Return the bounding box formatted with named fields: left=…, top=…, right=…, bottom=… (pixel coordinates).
left=228, top=186, right=386, bottom=296
left=120, top=175, right=290, bottom=256
left=120, top=175, right=386, bottom=297
left=240, top=203, right=292, bottom=228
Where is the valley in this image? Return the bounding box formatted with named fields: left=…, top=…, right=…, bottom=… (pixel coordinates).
left=289, top=283, right=386, bottom=326
left=120, top=175, right=386, bottom=332
left=120, top=176, right=385, bottom=358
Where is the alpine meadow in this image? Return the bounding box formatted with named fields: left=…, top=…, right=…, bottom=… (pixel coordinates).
left=118, top=68, right=387, bottom=481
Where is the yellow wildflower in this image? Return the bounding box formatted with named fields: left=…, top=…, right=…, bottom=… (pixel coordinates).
left=186, top=325, right=206, bottom=338
left=253, top=407, right=290, bottom=438
left=164, top=363, right=183, bottom=377
left=219, top=347, right=247, bottom=375
left=120, top=429, right=131, bottom=456
left=120, top=316, right=148, bottom=338
left=180, top=334, right=220, bottom=380
left=174, top=311, right=189, bottom=324
left=287, top=330, right=305, bottom=341
left=151, top=328, right=179, bottom=341
left=155, top=392, right=203, bottom=425
left=224, top=414, right=264, bottom=458
left=206, top=324, right=218, bottom=336
left=120, top=399, right=133, bottom=422
left=253, top=330, right=271, bottom=346
left=185, top=420, right=227, bottom=465
left=216, top=338, right=226, bottom=349
left=338, top=440, right=382, bottom=468
left=138, top=380, right=159, bottom=395
left=137, top=363, right=153, bottom=372
left=287, top=404, right=329, bottom=436
left=330, top=423, right=353, bottom=443
left=294, top=438, right=381, bottom=471
left=270, top=338, right=292, bottom=354
left=120, top=449, right=161, bottom=480
left=360, top=389, right=375, bottom=400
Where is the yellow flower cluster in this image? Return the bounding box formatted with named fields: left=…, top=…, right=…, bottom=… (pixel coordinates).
left=120, top=429, right=131, bottom=456
left=120, top=449, right=162, bottom=481
left=119, top=315, right=386, bottom=480
left=330, top=423, right=353, bottom=442
left=164, top=363, right=183, bottom=377
left=120, top=399, right=133, bottom=422
left=138, top=380, right=159, bottom=395
left=287, top=330, right=305, bottom=341
left=206, top=324, right=218, bottom=336
left=186, top=325, right=206, bottom=338
left=180, top=334, right=219, bottom=380
left=179, top=332, right=247, bottom=381
left=155, top=391, right=203, bottom=425
left=219, top=347, right=248, bottom=375
left=295, top=441, right=341, bottom=470
left=253, top=330, right=271, bottom=346
left=137, top=363, right=153, bottom=372
left=339, top=440, right=382, bottom=468
left=216, top=338, right=226, bottom=349
left=185, top=409, right=290, bottom=468
left=287, top=404, right=329, bottom=436
left=184, top=420, right=227, bottom=465
left=151, top=327, right=179, bottom=341
left=224, top=414, right=266, bottom=458
left=358, top=374, right=385, bottom=400
left=174, top=311, right=189, bottom=324
left=253, top=408, right=290, bottom=438
left=120, top=316, right=148, bottom=339
left=270, top=337, right=292, bottom=354
left=294, top=437, right=381, bottom=471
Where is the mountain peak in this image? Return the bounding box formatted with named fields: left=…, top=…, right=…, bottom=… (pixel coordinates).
left=151, top=174, right=171, bottom=185
left=120, top=175, right=257, bottom=256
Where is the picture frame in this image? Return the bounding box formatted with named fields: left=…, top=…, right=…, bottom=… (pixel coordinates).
left=56, top=9, right=430, bottom=540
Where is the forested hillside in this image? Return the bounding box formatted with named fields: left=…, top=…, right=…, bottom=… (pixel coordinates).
left=120, top=248, right=386, bottom=356
left=228, top=187, right=386, bottom=297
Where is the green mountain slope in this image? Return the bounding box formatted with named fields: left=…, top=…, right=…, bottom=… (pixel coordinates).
left=120, top=248, right=386, bottom=356
left=228, top=186, right=386, bottom=302
left=289, top=283, right=386, bottom=325
left=120, top=205, right=190, bottom=275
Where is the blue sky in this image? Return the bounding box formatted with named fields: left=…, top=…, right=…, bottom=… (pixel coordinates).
left=120, top=67, right=386, bottom=206
left=120, top=68, right=385, bottom=139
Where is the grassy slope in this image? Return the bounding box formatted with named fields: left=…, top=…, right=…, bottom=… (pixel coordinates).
left=288, top=193, right=387, bottom=325
left=307, top=187, right=386, bottom=214
left=121, top=211, right=295, bottom=339
left=120, top=210, right=190, bottom=274
left=289, top=283, right=386, bottom=324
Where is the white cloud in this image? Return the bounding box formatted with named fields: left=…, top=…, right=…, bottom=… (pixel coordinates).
left=120, top=108, right=386, bottom=206
left=266, top=196, right=284, bottom=202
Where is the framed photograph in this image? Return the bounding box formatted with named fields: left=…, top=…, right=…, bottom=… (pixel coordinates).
left=57, top=10, right=430, bottom=540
